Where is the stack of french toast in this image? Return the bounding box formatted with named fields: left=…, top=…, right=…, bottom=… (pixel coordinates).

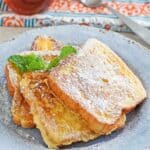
left=5, top=36, right=147, bottom=148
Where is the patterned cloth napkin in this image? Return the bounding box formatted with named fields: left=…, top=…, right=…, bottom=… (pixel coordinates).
left=0, top=0, right=149, bottom=32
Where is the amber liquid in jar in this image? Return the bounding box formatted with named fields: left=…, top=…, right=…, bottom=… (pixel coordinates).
left=5, top=0, right=51, bottom=15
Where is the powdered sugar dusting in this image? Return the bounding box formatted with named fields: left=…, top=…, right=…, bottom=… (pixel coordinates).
left=51, top=39, right=138, bottom=124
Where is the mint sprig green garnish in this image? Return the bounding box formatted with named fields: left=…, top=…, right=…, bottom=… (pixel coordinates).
left=8, top=54, right=45, bottom=73
left=59, top=45, right=77, bottom=59
left=27, top=55, right=45, bottom=71
left=47, top=45, right=77, bottom=70
left=8, top=55, right=27, bottom=73
left=47, top=57, right=60, bottom=70
left=8, top=45, right=77, bottom=73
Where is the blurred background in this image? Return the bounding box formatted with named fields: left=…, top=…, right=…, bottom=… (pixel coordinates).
left=0, top=0, right=150, bottom=47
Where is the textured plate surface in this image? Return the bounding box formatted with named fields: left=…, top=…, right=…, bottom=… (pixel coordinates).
left=0, top=25, right=150, bottom=150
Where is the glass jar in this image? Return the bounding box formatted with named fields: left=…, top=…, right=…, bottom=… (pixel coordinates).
left=5, top=0, right=52, bottom=15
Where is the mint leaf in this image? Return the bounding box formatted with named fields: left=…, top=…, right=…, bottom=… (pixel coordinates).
left=47, top=57, right=60, bottom=70
left=59, top=45, right=77, bottom=60
left=24, top=54, right=37, bottom=64
left=8, top=54, right=46, bottom=73
left=8, top=55, right=27, bottom=73
left=27, top=56, right=45, bottom=71
left=47, top=45, right=77, bottom=70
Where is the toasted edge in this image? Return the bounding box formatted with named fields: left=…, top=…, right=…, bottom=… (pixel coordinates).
left=5, top=63, right=35, bottom=128
left=5, top=64, right=15, bottom=96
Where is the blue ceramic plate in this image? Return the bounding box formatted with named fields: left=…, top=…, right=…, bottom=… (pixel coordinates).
left=0, top=25, right=150, bottom=150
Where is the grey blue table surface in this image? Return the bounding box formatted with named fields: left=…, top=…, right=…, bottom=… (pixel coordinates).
left=0, top=25, right=150, bottom=150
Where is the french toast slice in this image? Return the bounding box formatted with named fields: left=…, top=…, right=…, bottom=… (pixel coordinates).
left=20, top=72, right=126, bottom=148
left=5, top=36, right=60, bottom=128
left=48, top=38, right=147, bottom=133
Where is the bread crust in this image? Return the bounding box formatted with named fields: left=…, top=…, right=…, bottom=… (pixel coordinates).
left=5, top=65, right=15, bottom=96
left=5, top=63, right=35, bottom=128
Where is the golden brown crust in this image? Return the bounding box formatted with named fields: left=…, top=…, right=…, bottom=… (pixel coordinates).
left=5, top=66, right=15, bottom=96
left=123, top=98, right=146, bottom=114
left=11, top=89, right=35, bottom=128
left=5, top=63, right=35, bottom=128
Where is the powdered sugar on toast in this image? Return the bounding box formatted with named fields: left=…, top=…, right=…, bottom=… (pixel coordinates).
left=49, top=39, right=146, bottom=125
